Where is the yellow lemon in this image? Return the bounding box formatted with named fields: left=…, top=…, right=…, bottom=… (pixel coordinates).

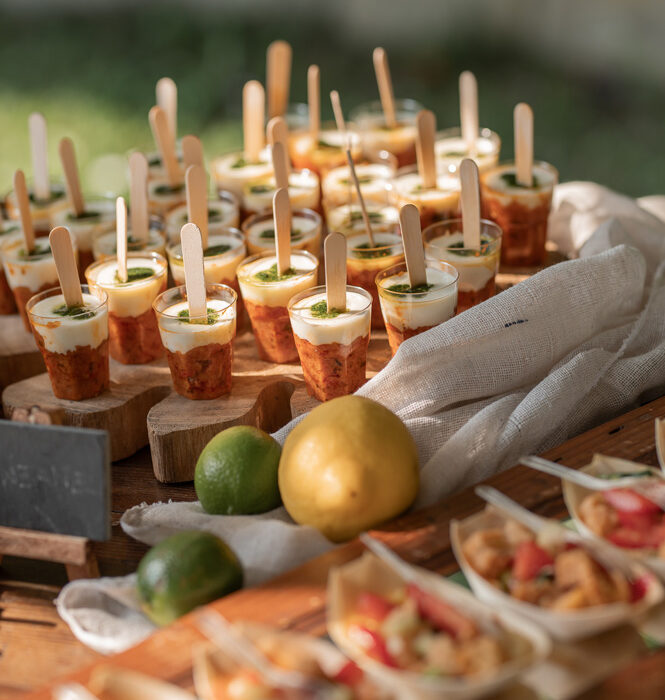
left=279, top=396, right=419, bottom=542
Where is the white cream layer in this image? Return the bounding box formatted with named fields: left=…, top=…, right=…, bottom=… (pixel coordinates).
left=426, top=232, right=497, bottom=292
left=87, top=257, right=166, bottom=317
left=2, top=236, right=75, bottom=292
left=242, top=170, right=320, bottom=214
left=93, top=229, right=166, bottom=261
left=30, top=293, right=108, bottom=354
left=347, top=232, right=404, bottom=272
left=435, top=135, right=500, bottom=174
left=237, top=253, right=318, bottom=307
left=358, top=123, right=417, bottom=154
left=246, top=214, right=320, bottom=255
left=169, top=233, right=246, bottom=285
left=322, top=163, right=393, bottom=207
left=482, top=163, right=557, bottom=208
left=52, top=199, right=116, bottom=252
left=378, top=267, right=458, bottom=330
left=290, top=290, right=370, bottom=346
left=326, top=203, right=400, bottom=236
left=158, top=299, right=236, bottom=353
left=165, top=199, right=240, bottom=244
left=393, top=172, right=461, bottom=212
left=290, top=129, right=361, bottom=159
left=211, top=150, right=273, bottom=198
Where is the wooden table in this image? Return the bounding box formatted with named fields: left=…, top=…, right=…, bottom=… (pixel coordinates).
left=0, top=394, right=663, bottom=698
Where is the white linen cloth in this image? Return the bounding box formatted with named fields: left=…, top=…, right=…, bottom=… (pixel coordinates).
left=56, top=182, right=665, bottom=653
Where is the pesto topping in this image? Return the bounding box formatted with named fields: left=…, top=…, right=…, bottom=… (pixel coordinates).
left=387, top=282, right=434, bottom=294
left=441, top=150, right=468, bottom=158
left=204, top=243, right=232, bottom=257
left=1, top=224, right=19, bottom=236
left=148, top=155, right=161, bottom=167
left=253, top=263, right=297, bottom=283
left=348, top=210, right=384, bottom=224
left=154, top=182, right=185, bottom=196
left=231, top=157, right=267, bottom=169
left=317, top=139, right=340, bottom=150
left=249, top=183, right=273, bottom=194
left=179, top=208, right=224, bottom=225
left=177, top=307, right=220, bottom=325
left=310, top=300, right=344, bottom=319
left=259, top=228, right=303, bottom=242
left=52, top=304, right=94, bottom=321
left=66, top=209, right=101, bottom=222
left=446, top=237, right=492, bottom=256
left=353, top=242, right=394, bottom=259
left=114, top=266, right=155, bottom=284
left=29, top=188, right=65, bottom=206
left=500, top=172, right=543, bottom=189
left=18, top=242, right=51, bottom=260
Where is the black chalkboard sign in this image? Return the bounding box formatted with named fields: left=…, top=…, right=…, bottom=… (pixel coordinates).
left=0, top=421, right=110, bottom=540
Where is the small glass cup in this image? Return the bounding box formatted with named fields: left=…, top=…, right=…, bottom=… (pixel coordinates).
left=145, top=142, right=184, bottom=181
left=147, top=177, right=187, bottom=217
left=423, top=219, right=502, bottom=313
left=287, top=122, right=362, bottom=176
left=480, top=161, right=559, bottom=267
left=376, top=260, right=458, bottom=355
left=85, top=251, right=168, bottom=364
left=92, top=217, right=166, bottom=261
left=165, top=190, right=240, bottom=245
left=153, top=283, right=237, bottom=400
left=326, top=203, right=400, bottom=238
left=242, top=208, right=322, bottom=258
left=0, top=221, right=23, bottom=314
left=288, top=285, right=372, bottom=401
left=434, top=127, right=501, bottom=175
left=350, top=98, right=424, bottom=168
left=321, top=162, right=395, bottom=213
left=4, top=181, right=68, bottom=235
left=210, top=148, right=273, bottom=202
left=237, top=250, right=319, bottom=363
left=26, top=284, right=109, bottom=400
left=242, top=168, right=321, bottom=217
left=346, top=229, right=404, bottom=329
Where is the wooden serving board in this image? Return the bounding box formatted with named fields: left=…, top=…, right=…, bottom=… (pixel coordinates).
left=0, top=315, right=45, bottom=397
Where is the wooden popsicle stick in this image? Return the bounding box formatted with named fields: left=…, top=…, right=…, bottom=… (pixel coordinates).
left=271, top=141, right=290, bottom=191
left=345, top=149, right=375, bottom=247
left=49, top=227, right=83, bottom=308
left=28, top=112, right=50, bottom=201
left=149, top=106, right=181, bottom=186
left=273, top=187, right=291, bottom=275
left=182, top=134, right=205, bottom=170
left=514, top=102, right=534, bottom=187
left=459, top=71, right=479, bottom=154
left=58, top=138, right=85, bottom=216
left=13, top=170, right=36, bottom=253
left=372, top=47, right=397, bottom=129
left=156, top=77, right=178, bottom=149
left=399, top=203, right=427, bottom=288
left=266, top=40, right=292, bottom=119
left=324, top=232, right=347, bottom=312
left=180, top=223, right=208, bottom=320
left=243, top=80, right=265, bottom=163
left=186, top=165, right=209, bottom=250
left=416, top=109, right=437, bottom=189
left=128, top=152, right=149, bottom=244
left=307, top=65, right=320, bottom=140
left=267, top=117, right=290, bottom=176
left=460, top=158, right=481, bottom=250
left=115, top=196, right=128, bottom=284
left=330, top=90, right=346, bottom=134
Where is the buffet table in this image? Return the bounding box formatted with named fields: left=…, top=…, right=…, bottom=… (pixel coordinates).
left=1, top=392, right=663, bottom=699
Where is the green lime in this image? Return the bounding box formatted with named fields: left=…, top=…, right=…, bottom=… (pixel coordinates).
left=195, top=425, right=282, bottom=515
left=136, top=530, right=243, bottom=626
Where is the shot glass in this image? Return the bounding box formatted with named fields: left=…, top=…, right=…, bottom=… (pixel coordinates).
left=391, top=166, right=461, bottom=230
left=434, top=127, right=501, bottom=175
left=242, top=208, right=322, bottom=258
left=165, top=191, right=240, bottom=245
left=242, top=169, right=321, bottom=217
left=4, top=181, right=68, bottom=235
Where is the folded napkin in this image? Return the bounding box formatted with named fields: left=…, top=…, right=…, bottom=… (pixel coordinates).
left=57, top=182, right=665, bottom=654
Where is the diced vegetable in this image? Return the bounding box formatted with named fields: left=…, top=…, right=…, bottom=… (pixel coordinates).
left=355, top=592, right=395, bottom=622
left=406, top=583, right=477, bottom=640
left=349, top=624, right=398, bottom=667
left=603, top=489, right=661, bottom=515
left=512, top=541, right=554, bottom=582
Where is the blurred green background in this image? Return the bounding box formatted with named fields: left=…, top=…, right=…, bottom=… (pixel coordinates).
left=1, top=1, right=663, bottom=198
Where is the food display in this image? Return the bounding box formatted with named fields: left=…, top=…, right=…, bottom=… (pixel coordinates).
left=376, top=261, right=458, bottom=354
left=480, top=161, right=558, bottom=267
left=241, top=168, right=320, bottom=216
left=26, top=285, right=109, bottom=400
left=321, top=162, right=394, bottom=211
left=154, top=284, right=237, bottom=400
left=288, top=285, right=372, bottom=401
left=435, top=127, right=501, bottom=175
left=423, top=218, right=502, bottom=312
left=85, top=252, right=167, bottom=364
left=236, top=250, right=318, bottom=363
left=242, top=208, right=322, bottom=257
left=164, top=192, right=240, bottom=245
left=326, top=203, right=399, bottom=238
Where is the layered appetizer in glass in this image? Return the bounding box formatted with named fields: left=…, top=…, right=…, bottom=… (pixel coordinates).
left=147, top=177, right=187, bottom=218
left=242, top=209, right=322, bottom=257
left=4, top=181, right=68, bottom=236
left=241, top=168, right=320, bottom=217
left=322, top=162, right=394, bottom=211
left=326, top=203, right=399, bottom=238
left=288, top=125, right=362, bottom=177
left=92, top=219, right=167, bottom=261
left=435, top=127, right=501, bottom=175
left=164, top=191, right=240, bottom=246
left=392, top=168, right=461, bottom=229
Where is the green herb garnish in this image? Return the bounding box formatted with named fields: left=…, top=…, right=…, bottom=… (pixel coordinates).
left=340, top=176, right=372, bottom=186
left=231, top=157, right=267, bottom=169
left=148, top=155, right=161, bottom=167
left=317, top=139, right=339, bottom=150
left=204, top=244, right=231, bottom=257
left=66, top=209, right=101, bottom=222
left=52, top=304, right=94, bottom=320
left=249, top=184, right=273, bottom=194
left=254, top=263, right=297, bottom=283
left=258, top=228, right=303, bottom=242
left=18, top=243, right=51, bottom=260
left=387, top=282, right=434, bottom=294
left=446, top=237, right=492, bottom=256
left=1, top=225, right=19, bottom=236
left=310, top=300, right=344, bottom=319
left=348, top=210, right=384, bottom=224
left=177, top=307, right=220, bottom=325
left=29, top=188, right=65, bottom=206
left=500, top=172, right=543, bottom=189
left=441, top=150, right=468, bottom=158
left=353, top=242, right=392, bottom=259
left=154, top=183, right=185, bottom=196
left=114, top=266, right=155, bottom=284
left=180, top=208, right=224, bottom=225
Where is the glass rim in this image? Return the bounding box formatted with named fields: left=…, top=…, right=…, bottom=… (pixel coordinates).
left=480, top=160, right=559, bottom=194
left=153, top=282, right=237, bottom=321
left=423, top=218, right=503, bottom=252
left=56, top=196, right=118, bottom=221
left=95, top=226, right=166, bottom=249
left=435, top=126, right=501, bottom=148
left=167, top=228, right=246, bottom=262
left=376, top=260, right=459, bottom=299
left=346, top=230, right=404, bottom=255
left=241, top=207, right=322, bottom=235
left=237, top=249, right=319, bottom=284
left=26, top=283, right=108, bottom=319
left=287, top=284, right=372, bottom=316
left=85, top=250, right=168, bottom=287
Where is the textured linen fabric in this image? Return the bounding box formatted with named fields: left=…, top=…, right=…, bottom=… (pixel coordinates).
left=56, top=182, right=665, bottom=653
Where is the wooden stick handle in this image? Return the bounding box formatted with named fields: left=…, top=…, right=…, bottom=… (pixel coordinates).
left=149, top=106, right=181, bottom=186
left=514, top=102, right=534, bottom=187
left=243, top=80, right=265, bottom=163
left=399, top=203, right=427, bottom=288
left=459, top=71, right=479, bottom=153
left=115, top=196, right=128, bottom=284
left=182, top=134, right=205, bottom=170
left=416, top=110, right=437, bottom=189
left=271, top=141, right=290, bottom=192
left=373, top=47, right=396, bottom=129
left=128, top=152, right=149, bottom=244
left=330, top=90, right=346, bottom=134
left=156, top=77, right=177, bottom=149
left=308, top=65, right=320, bottom=139
left=49, top=226, right=83, bottom=308
left=186, top=164, right=209, bottom=250
left=273, top=187, right=291, bottom=275
left=13, top=170, right=35, bottom=253
left=267, top=40, right=292, bottom=119
left=324, top=232, right=347, bottom=312
left=345, top=149, right=374, bottom=247
left=28, top=112, right=50, bottom=201
left=267, top=117, right=290, bottom=176
left=180, top=223, right=208, bottom=320
left=460, top=158, right=481, bottom=250
left=58, top=138, right=85, bottom=216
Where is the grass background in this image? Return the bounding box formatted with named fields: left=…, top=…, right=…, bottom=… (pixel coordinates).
left=1, top=4, right=663, bottom=199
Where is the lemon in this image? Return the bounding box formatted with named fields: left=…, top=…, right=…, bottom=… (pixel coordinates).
left=279, top=396, right=419, bottom=542
left=195, top=426, right=282, bottom=515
